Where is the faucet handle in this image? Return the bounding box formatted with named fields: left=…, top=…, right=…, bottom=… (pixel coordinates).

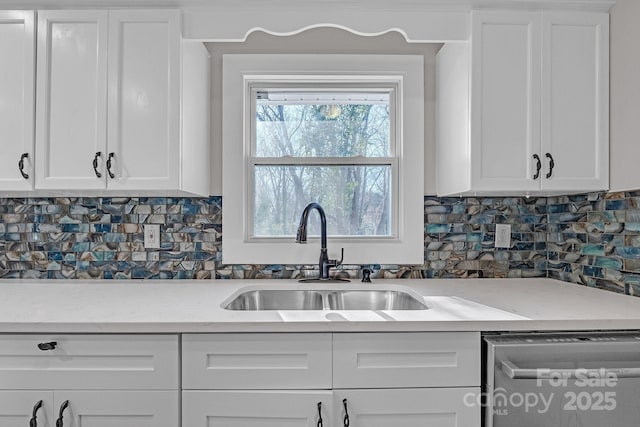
left=336, top=248, right=344, bottom=267
left=328, top=248, right=344, bottom=268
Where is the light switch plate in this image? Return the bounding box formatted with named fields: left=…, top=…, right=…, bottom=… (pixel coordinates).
left=495, top=224, right=511, bottom=248
left=144, top=224, right=160, bottom=249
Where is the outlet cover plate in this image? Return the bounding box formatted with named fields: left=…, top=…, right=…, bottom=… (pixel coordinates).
left=144, top=224, right=160, bottom=249
left=495, top=224, right=511, bottom=248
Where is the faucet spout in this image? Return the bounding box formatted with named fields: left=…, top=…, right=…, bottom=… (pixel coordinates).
left=295, top=202, right=327, bottom=248
left=295, top=202, right=346, bottom=281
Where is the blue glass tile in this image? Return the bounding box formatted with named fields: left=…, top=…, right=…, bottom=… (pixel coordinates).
left=605, top=200, right=629, bottom=210
left=581, top=244, right=605, bottom=256
left=583, top=265, right=604, bottom=278
left=615, top=247, right=640, bottom=259
left=93, top=224, right=112, bottom=233
left=47, top=252, right=63, bottom=261
left=425, top=224, right=451, bottom=233
left=594, top=257, right=623, bottom=269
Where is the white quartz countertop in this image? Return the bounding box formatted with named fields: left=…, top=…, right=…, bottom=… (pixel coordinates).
left=1, top=278, right=639, bottom=333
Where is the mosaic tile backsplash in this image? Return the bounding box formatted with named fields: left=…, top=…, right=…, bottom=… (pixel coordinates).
left=0, top=195, right=548, bottom=281
left=0, top=192, right=638, bottom=298
left=547, top=191, right=640, bottom=296
left=0, top=197, right=221, bottom=279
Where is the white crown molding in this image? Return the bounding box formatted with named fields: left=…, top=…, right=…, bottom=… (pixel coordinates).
left=0, top=0, right=614, bottom=41
left=0, top=0, right=615, bottom=11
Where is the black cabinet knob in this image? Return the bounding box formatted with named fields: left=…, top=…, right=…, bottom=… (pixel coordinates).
left=37, top=342, right=57, bottom=351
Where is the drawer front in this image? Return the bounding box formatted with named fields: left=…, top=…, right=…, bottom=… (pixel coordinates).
left=333, top=332, right=480, bottom=388
left=0, top=335, right=178, bottom=390
left=182, top=333, right=332, bottom=390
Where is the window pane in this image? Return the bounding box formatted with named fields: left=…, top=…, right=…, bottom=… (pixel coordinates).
left=255, top=90, right=391, bottom=157
left=253, top=165, right=392, bottom=237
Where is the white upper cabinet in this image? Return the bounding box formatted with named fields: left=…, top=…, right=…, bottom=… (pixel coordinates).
left=541, top=12, right=609, bottom=191
left=0, top=11, right=35, bottom=192
left=35, top=10, right=108, bottom=190
left=106, top=10, right=181, bottom=192
left=35, top=9, right=210, bottom=195
left=470, top=12, right=541, bottom=194
left=437, top=10, right=609, bottom=196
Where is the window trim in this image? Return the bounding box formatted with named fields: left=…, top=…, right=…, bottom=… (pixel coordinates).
left=222, top=54, right=424, bottom=265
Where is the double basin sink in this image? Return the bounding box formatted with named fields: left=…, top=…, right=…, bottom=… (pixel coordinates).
left=224, top=287, right=428, bottom=311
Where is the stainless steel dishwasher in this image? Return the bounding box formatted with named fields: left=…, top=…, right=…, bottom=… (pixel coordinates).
left=484, top=332, right=640, bottom=427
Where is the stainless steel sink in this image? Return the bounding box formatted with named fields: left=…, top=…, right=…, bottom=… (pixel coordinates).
left=327, top=290, right=428, bottom=310
left=224, top=290, right=324, bottom=310
left=224, top=288, right=428, bottom=311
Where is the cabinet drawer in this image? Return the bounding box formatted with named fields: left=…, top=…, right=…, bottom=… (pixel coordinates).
left=0, top=335, right=178, bottom=390
left=182, top=333, right=332, bottom=390
left=333, top=332, right=480, bottom=388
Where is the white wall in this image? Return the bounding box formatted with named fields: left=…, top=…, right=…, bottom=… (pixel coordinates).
left=206, top=28, right=441, bottom=195
left=609, top=0, right=640, bottom=191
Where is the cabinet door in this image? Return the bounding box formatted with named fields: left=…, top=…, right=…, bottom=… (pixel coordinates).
left=182, top=390, right=333, bottom=427
left=0, top=391, right=53, bottom=427
left=54, top=391, right=178, bottom=427
left=470, top=11, right=541, bottom=192
left=0, top=11, right=35, bottom=191
left=106, top=10, right=181, bottom=191
left=35, top=11, right=108, bottom=190
left=334, top=388, right=480, bottom=427
left=540, top=12, right=609, bottom=191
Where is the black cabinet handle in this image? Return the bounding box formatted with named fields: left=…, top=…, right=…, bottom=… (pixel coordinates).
left=106, top=152, right=115, bottom=179
left=532, top=154, right=541, bottom=180
left=92, top=152, right=102, bottom=178
left=317, top=402, right=323, bottom=427
left=55, top=400, right=69, bottom=427
left=342, top=398, right=350, bottom=427
left=18, top=153, right=29, bottom=179
left=29, top=400, right=43, bottom=427
left=37, top=341, right=57, bottom=351
left=545, top=153, right=555, bottom=179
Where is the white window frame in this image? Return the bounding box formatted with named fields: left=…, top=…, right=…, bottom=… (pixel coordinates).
left=222, top=54, right=424, bottom=265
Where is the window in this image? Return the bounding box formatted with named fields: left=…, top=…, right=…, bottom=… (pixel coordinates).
left=223, top=54, right=423, bottom=265
left=251, top=87, right=396, bottom=239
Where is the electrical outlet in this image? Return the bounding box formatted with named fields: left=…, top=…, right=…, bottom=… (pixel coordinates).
left=495, top=224, right=511, bottom=248
left=144, top=224, right=160, bottom=249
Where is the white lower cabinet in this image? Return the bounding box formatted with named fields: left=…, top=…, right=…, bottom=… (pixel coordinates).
left=335, top=388, right=479, bottom=427
left=0, top=391, right=178, bottom=427
left=0, top=391, right=53, bottom=426
left=182, top=388, right=478, bottom=427
left=53, top=391, right=178, bottom=427
left=183, top=390, right=333, bottom=427
left=0, top=335, right=179, bottom=427
left=182, top=332, right=481, bottom=427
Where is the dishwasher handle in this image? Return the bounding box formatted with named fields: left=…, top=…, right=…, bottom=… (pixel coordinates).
left=501, top=360, right=640, bottom=380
